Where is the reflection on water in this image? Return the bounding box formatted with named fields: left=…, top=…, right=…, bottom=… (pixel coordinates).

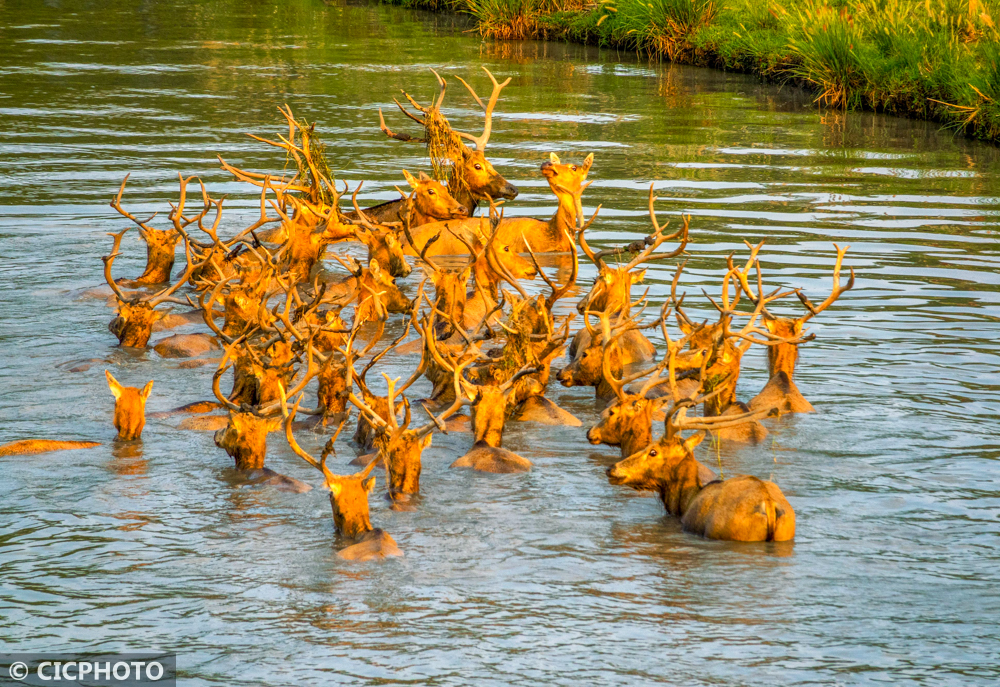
left=1, top=0, right=1000, bottom=684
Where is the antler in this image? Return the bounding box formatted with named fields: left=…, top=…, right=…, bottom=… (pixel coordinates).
left=453, top=67, right=511, bottom=152
left=102, top=229, right=132, bottom=303
left=796, top=244, right=855, bottom=323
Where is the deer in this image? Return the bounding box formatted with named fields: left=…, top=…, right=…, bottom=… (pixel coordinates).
left=347, top=354, right=471, bottom=502
left=572, top=185, right=691, bottom=364
left=606, top=382, right=792, bottom=542
left=102, top=228, right=205, bottom=348
left=372, top=67, right=518, bottom=223
left=105, top=371, right=153, bottom=441
left=415, top=304, right=539, bottom=473
left=342, top=170, right=468, bottom=227
left=726, top=242, right=855, bottom=416
left=323, top=255, right=412, bottom=327
left=109, top=173, right=212, bottom=285
left=279, top=401, right=403, bottom=561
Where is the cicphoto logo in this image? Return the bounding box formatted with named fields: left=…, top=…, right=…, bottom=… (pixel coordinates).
left=1, top=654, right=175, bottom=687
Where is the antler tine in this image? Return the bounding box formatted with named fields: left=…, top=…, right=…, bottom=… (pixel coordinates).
left=429, top=68, right=448, bottom=111
left=797, top=244, right=855, bottom=323
left=199, top=272, right=237, bottom=343
left=212, top=352, right=243, bottom=413
left=110, top=174, right=161, bottom=236
left=671, top=403, right=776, bottom=432
left=622, top=214, right=690, bottom=273
left=350, top=182, right=377, bottom=231
left=647, top=183, right=662, bottom=234
left=278, top=383, right=327, bottom=474
left=498, top=363, right=543, bottom=394
left=413, top=356, right=475, bottom=439
left=455, top=67, right=511, bottom=152
left=600, top=311, right=627, bottom=402
left=577, top=209, right=603, bottom=267
left=102, top=229, right=132, bottom=303
left=378, top=108, right=425, bottom=143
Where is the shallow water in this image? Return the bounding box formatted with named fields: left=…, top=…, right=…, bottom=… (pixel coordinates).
left=2, top=1, right=1000, bottom=685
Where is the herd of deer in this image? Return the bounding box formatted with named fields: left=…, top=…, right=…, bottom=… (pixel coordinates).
left=2, top=69, right=853, bottom=560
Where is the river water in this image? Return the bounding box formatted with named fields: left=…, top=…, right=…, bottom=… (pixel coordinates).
left=2, top=1, right=999, bottom=684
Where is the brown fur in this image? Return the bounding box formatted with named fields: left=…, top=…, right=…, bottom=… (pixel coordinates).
left=749, top=371, right=815, bottom=415
left=451, top=444, right=532, bottom=473
left=496, top=153, right=594, bottom=253
left=0, top=440, right=101, bottom=457
left=109, top=302, right=164, bottom=348
left=213, top=411, right=280, bottom=470
left=135, top=227, right=180, bottom=284
left=337, top=529, right=403, bottom=561
left=587, top=395, right=658, bottom=459
left=106, top=371, right=153, bottom=441
left=607, top=434, right=795, bottom=541
left=354, top=223, right=412, bottom=279
left=153, top=333, right=218, bottom=359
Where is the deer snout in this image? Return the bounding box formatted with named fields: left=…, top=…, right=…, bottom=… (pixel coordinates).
left=606, top=463, right=625, bottom=484
left=453, top=204, right=469, bottom=217
left=586, top=426, right=602, bottom=445
left=498, top=182, right=519, bottom=200
left=556, top=365, right=574, bottom=386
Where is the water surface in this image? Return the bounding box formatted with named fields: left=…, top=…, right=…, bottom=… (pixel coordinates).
left=2, top=1, right=1000, bottom=685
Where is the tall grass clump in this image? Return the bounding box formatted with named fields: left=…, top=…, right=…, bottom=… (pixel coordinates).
left=612, top=0, right=720, bottom=60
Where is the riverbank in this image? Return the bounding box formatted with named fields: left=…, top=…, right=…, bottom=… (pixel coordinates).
left=383, top=0, right=1000, bottom=144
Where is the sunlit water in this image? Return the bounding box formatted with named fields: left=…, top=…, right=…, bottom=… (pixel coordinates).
left=2, top=1, right=1000, bottom=684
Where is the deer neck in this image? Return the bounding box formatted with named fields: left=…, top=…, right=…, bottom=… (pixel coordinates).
left=548, top=192, right=578, bottom=244
left=768, top=342, right=799, bottom=378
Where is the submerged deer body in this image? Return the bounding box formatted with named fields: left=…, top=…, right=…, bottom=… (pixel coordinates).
left=106, top=371, right=153, bottom=441
left=607, top=431, right=794, bottom=542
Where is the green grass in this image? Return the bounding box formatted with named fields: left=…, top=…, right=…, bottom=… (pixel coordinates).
left=381, top=0, right=1000, bottom=144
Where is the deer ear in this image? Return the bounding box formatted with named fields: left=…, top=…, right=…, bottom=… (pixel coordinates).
left=327, top=479, right=343, bottom=498
left=362, top=475, right=376, bottom=493
left=421, top=434, right=433, bottom=449
left=764, top=318, right=777, bottom=333
left=105, top=370, right=124, bottom=400
left=369, top=259, right=381, bottom=276
left=581, top=153, right=594, bottom=173
left=675, top=313, right=692, bottom=334
left=402, top=170, right=419, bottom=189
left=140, top=380, right=154, bottom=402
left=418, top=171, right=431, bottom=182
left=631, top=269, right=647, bottom=284
left=683, top=431, right=705, bottom=453
left=549, top=152, right=561, bottom=165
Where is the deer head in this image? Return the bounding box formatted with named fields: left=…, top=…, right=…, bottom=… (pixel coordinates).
left=402, top=169, right=468, bottom=224
left=378, top=68, right=518, bottom=211
left=607, top=432, right=707, bottom=515
left=103, top=228, right=204, bottom=348
left=105, top=371, right=153, bottom=441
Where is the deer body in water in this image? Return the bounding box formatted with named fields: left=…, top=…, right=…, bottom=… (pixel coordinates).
left=367, top=68, right=517, bottom=228
left=606, top=397, right=793, bottom=541
left=280, top=403, right=403, bottom=561
left=105, top=371, right=153, bottom=441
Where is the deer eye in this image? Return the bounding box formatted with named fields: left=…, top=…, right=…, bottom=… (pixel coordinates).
left=504, top=246, right=510, bottom=252
left=571, top=165, right=577, bottom=171
left=474, top=164, right=483, bottom=170
left=649, top=449, right=658, bottom=457
left=428, top=189, right=435, bottom=195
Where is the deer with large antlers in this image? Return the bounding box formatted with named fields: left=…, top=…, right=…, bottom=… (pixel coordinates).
left=279, top=401, right=403, bottom=561
left=606, top=388, right=792, bottom=541
left=415, top=304, right=538, bottom=473
left=728, top=243, right=855, bottom=416
left=347, top=183, right=412, bottom=279
left=102, top=228, right=204, bottom=348
left=572, top=186, right=690, bottom=364
left=371, top=68, right=518, bottom=224
left=109, top=173, right=211, bottom=285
